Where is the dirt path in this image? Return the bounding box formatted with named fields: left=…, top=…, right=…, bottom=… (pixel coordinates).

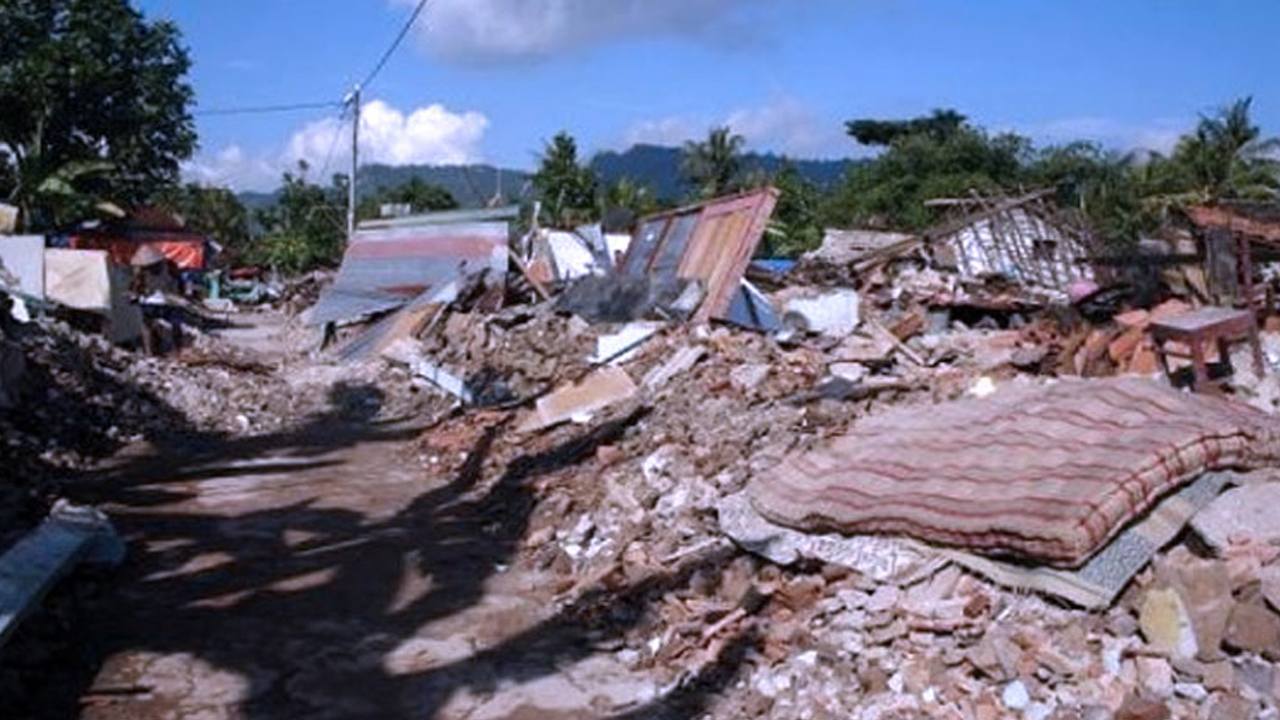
left=60, top=314, right=661, bottom=720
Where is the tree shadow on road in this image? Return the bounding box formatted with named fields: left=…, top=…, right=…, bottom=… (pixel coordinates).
left=29, top=387, right=758, bottom=720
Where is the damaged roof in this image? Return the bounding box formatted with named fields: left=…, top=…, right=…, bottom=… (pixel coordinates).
left=307, top=217, right=510, bottom=326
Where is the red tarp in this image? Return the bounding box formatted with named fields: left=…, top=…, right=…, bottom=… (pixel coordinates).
left=68, top=233, right=206, bottom=270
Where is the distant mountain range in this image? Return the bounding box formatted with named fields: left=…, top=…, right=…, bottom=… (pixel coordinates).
left=237, top=144, right=863, bottom=210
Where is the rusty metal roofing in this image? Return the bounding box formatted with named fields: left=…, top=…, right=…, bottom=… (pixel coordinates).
left=307, top=220, right=508, bottom=326
left=1186, top=203, right=1280, bottom=244
left=619, top=187, right=779, bottom=323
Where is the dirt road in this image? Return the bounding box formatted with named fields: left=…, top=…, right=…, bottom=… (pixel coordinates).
left=57, top=312, right=671, bottom=720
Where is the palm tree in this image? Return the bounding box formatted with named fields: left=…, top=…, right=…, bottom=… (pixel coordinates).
left=681, top=126, right=746, bottom=199
left=601, top=177, right=655, bottom=219
left=1164, top=97, right=1280, bottom=203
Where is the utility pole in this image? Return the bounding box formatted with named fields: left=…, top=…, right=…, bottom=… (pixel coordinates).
left=344, top=85, right=361, bottom=239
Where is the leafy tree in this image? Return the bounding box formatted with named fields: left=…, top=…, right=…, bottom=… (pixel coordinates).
left=533, top=132, right=598, bottom=227
left=1025, top=142, right=1149, bottom=249
left=253, top=163, right=347, bottom=273
left=153, top=184, right=251, bottom=262
left=846, top=109, right=968, bottom=147
left=761, top=162, right=823, bottom=258
left=681, top=126, right=746, bottom=199
left=1148, top=97, right=1280, bottom=207
left=825, top=111, right=1031, bottom=231
left=599, top=176, right=657, bottom=222
left=0, top=0, right=196, bottom=230
left=356, top=177, right=458, bottom=221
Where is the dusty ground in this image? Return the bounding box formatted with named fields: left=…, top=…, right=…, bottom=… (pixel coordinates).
left=46, top=311, right=682, bottom=720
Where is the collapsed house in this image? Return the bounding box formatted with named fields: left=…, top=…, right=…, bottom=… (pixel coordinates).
left=12, top=179, right=1280, bottom=719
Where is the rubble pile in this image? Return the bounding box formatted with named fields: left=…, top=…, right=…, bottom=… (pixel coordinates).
left=419, top=304, right=599, bottom=398
left=391, top=254, right=1280, bottom=719
left=18, top=188, right=1280, bottom=719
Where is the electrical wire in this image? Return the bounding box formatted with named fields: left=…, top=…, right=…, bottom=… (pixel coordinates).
left=194, top=100, right=343, bottom=117
left=359, top=0, right=431, bottom=91
left=317, top=110, right=351, bottom=181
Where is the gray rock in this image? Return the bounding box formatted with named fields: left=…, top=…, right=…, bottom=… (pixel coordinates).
left=1192, top=483, right=1280, bottom=551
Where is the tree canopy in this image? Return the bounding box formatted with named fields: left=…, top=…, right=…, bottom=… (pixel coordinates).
left=681, top=126, right=746, bottom=199
left=154, top=183, right=252, bottom=263
left=0, top=0, right=196, bottom=230
left=846, top=109, right=969, bottom=147
left=825, top=113, right=1031, bottom=231
left=356, top=177, right=458, bottom=222
left=253, top=163, right=347, bottom=273
left=533, top=132, right=599, bottom=228
left=823, top=100, right=1280, bottom=249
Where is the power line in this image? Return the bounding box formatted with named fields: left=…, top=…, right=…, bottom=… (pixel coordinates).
left=360, top=0, right=430, bottom=91
left=318, top=110, right=351, bottom=181
left=195, top=100, right=343, bottom=117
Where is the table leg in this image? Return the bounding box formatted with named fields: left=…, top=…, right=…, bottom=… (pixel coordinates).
left=1216, top=335, right=1233, bottom=378
left=1154, top=336, right=1174, bottom=384
left=1190, top=339, right=1211, bottom=392
left=1250, top=313, right=1267, bottom=377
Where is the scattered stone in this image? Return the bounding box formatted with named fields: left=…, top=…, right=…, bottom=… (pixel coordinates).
left=1115, top=695, right=1170, bottom=720
left=1207, top=694, right=1256, bottom=720
left=1224, top=599, right=1280, bottom=657
left=1139, top=587, right=1198, bottom=660
left=1191, top=483, right=1280, bottom=551
left=1236, top=657, right=1276, bottom=697
left=1002, top=679, right=1030, bottom=711
left=1200, top=662, right=1236, bottom=692
left=728, top=363, right=771, bottom=392
left=1173, top=682, right=1208, bottom=701
left=1136, top=656, right=1174, bottom=698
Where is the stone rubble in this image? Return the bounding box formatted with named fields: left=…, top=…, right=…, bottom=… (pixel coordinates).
left=9, top=259, right=1280, bottom=720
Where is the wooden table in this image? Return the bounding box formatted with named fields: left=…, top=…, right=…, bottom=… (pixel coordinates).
left=1150, top=307, right=1265, bottom=392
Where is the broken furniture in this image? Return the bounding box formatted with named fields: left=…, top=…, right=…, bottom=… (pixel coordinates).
left=1149, top=306, right=1264, bottom=392
left=749, top=377, right=1280, bottom=567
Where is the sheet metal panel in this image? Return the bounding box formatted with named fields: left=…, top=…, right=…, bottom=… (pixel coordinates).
left=619, top=187, right=778, bottom=323
left=309, top=221, right=508, bottom=326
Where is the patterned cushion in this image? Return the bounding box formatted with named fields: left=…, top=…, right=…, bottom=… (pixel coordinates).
left=749, top=378, right=1280, bottom=567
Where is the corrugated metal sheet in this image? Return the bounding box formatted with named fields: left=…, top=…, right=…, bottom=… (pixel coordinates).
left=308, top=221, right=508, bottom=326
left=619, top=188, right=778, bottom=323
left=357, top=205, right=521, bottom=230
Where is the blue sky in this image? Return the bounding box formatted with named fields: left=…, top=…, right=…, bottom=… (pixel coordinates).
left=134, top=0, right=1280, bottom=191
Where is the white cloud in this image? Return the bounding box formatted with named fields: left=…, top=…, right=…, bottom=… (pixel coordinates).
left=183, top=145, right=281, bottom=191
left=620, top=97, right=849, bottom=158
left=409, top=0, right=789, bottom=63
left=622, top=116, right=701, bottom=148
left=184, top=100, right=489, bottom=191
left=1025, top=117, right=1186, bottom=155
left=724, top=97, right=846, bottom=157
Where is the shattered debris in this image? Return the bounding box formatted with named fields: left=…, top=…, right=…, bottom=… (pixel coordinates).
left=14, top=185, right=1280, bottom=720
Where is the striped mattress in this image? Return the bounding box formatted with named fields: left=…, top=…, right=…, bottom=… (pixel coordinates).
left=749, top=377, right=1280, bottom=567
